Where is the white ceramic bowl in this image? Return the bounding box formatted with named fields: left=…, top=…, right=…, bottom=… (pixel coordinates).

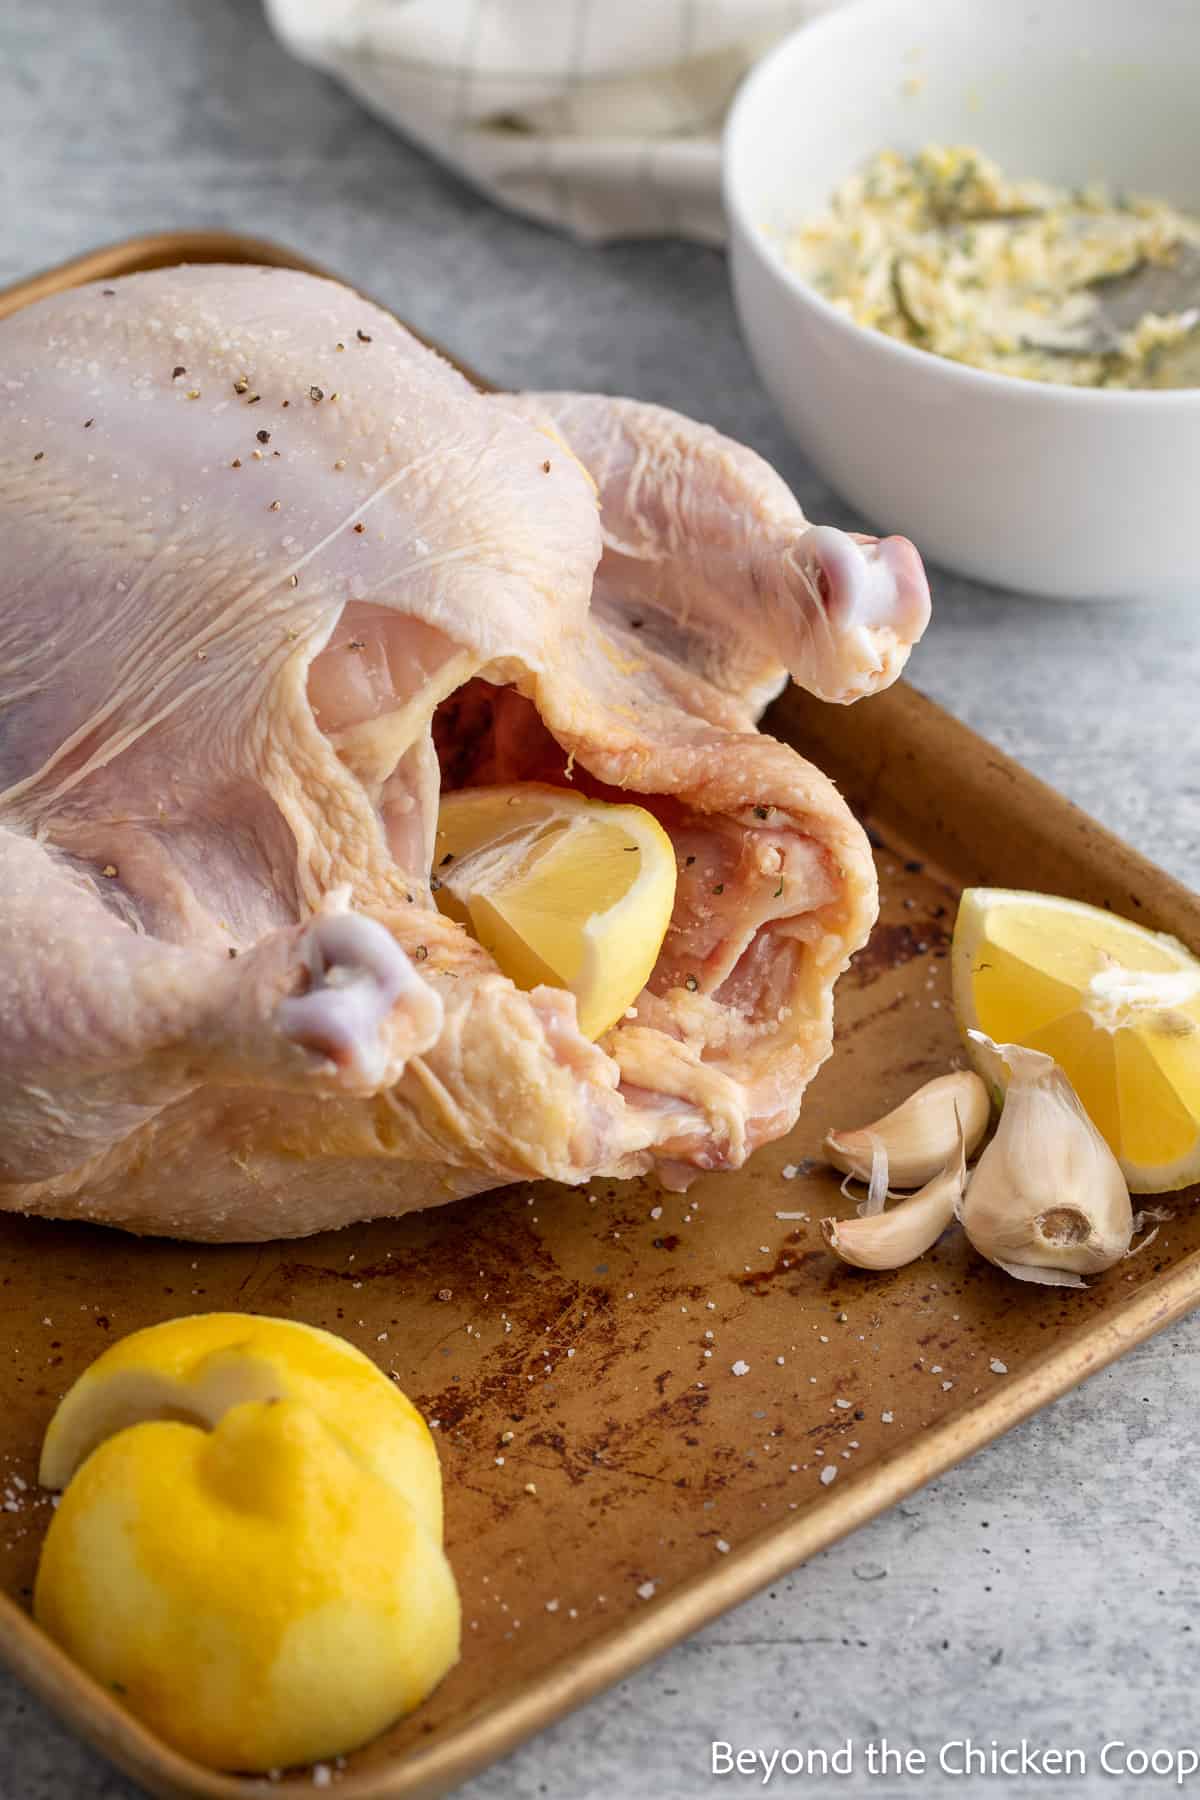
left=724, top=0, right=1200, bottom=600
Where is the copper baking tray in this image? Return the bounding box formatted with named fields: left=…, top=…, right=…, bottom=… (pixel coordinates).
left=2, top=234, right=1198, bottom=1800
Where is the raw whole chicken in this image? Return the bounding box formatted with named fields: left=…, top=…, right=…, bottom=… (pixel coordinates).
left=0, top=265, right=929, bottom=1240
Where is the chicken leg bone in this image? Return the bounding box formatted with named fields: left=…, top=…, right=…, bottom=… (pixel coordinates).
left=500, top=392, right=931, bottom=708
left=276, top=909, right=441, bottom=1085
left=0, top=829, right=441, bottom=1185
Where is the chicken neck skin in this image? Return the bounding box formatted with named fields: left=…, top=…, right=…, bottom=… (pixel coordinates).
left=0, top=265, right=927, bottom=1238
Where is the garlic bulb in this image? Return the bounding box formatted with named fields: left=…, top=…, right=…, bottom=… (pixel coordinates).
left=960, top=1032, right=1132, bottom=1287
left=822, top=1128, right=966, bottom=1271
left=824, top=1070, right=990, bottom=1188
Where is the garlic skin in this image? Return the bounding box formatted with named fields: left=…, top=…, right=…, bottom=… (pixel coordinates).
left=960, top=1032, right=1132, bottom=1286
left=822, top=1131, right=965, bottom=1271
left=824, top=1071, right=990, bottom=1188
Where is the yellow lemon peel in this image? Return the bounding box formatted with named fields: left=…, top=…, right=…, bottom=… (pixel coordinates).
left=34, top=1314, right=459, bottom=1772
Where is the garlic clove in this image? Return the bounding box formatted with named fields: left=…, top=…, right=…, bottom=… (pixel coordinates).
left=822, top=1124, right=965, bottom=1271
left=823, top=1070, right=990, bottom=1188
left=961, top=1031, right=1132, bottom=1284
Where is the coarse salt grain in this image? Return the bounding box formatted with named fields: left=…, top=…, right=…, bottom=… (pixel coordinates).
left=312, top=1768, right=332, bottom=1789
left=881, top=1411, right=894, bottom=1423
left=637, top=1580, right=657, bottom=1600
left=990, top=1358, right=1009, bottom=1375
left=781, top=1164, right=799, bottom=1179
left=731, top=1360, right=750, bottom=1377
left=716, top=1539, right=730, bottom=1554
left=820, top=1466, right=837, bottom=1486
left=545, top=1599, right=559, bottom=1612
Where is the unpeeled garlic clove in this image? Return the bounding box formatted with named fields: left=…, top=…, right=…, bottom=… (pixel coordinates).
left=822, top=1127, right=965, bottom=1271
left=960, top=1032, right=1132, bottom=1287
left=823, top=1070, right=990, bottom=1188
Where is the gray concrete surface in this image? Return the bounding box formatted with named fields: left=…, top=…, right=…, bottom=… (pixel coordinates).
left=2, top=3, right=1199, bottom=1796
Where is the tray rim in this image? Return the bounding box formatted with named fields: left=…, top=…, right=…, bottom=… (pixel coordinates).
left=2, top=231, right=1199, bottom=1800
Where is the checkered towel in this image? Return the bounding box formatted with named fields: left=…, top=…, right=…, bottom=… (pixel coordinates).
left=265, top=0, right=837, bottom=243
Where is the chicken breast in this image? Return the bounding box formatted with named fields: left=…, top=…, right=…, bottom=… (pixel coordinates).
left=0, top=265, right=929, bottom=1239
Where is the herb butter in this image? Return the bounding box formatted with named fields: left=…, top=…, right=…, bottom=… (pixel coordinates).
left=782, top=145, right=1200, bottom=387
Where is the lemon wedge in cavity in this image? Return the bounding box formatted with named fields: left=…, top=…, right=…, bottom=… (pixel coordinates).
left=433, top=783, right=677, bottom=1040
left=953, top=887, right=1200, bottom=1192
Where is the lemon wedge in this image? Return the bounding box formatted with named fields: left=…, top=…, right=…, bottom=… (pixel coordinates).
left=953, top=887, right=1200, bottom=1191
left=433, top=784, right=677, bottom=1039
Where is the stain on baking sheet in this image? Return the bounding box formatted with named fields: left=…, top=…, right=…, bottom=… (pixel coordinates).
left=846, top=916, right=949, bottom=986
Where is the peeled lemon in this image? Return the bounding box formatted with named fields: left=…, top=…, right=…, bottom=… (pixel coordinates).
left=953, top=887, right=1200, bottom=1192
left=35, top=1315, right=459, bottom=1772
left=434, top=783, right=677, bottom=1039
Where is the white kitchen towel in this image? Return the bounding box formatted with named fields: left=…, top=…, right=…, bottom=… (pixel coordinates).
left=265, top=0, right=839, bottom=244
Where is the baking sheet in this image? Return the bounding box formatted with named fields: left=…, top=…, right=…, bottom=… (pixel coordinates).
left=1, top=235, right=1198, bottom=1800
